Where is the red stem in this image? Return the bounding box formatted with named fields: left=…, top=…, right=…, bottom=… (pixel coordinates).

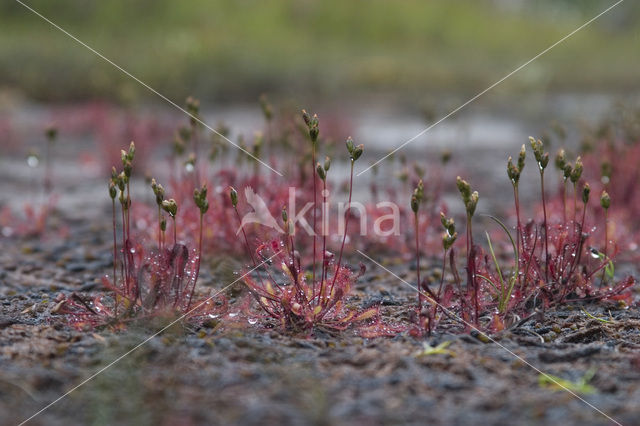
left=187, top=213, right=203, bottom=309
left=112, top=199, right=118, bottom=316
left=540, top=171, right=549, bottom=282
left=414, top=212, right=422, bottom=310
left=328, top=161, right=354, bottom=303
left=311, top=143, right=317, bottom=299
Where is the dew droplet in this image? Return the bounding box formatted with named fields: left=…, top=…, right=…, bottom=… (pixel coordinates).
left=27, top=155, right=39, bottom=168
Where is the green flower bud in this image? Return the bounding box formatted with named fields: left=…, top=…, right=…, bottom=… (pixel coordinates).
left=162, top=199, right=178, bottom=218
left=324, top=156, right=331, bottom=172
left=194, top=184, right=209, bottom=214
left=600, top=191, right=610, bottom=210
left=517, top=144, right=526, bottom=172
left=507, top=157, right=520, bottom=184
left=229, top=187, right=238, bottom=207
left=411, top=194, right=419, bottom=214
left=108, top=181, right=117, bottom=199
left=570, top=156, right=583, bottom=183
left=563, top=162, right=572, bottom=180
left=555, top=148, right=566, bottom=171
left=582, top=182, right=590, bottom=204
left=351, top=144, right=364, bottom=161
left=301, top=109, right=311, bottom=126
left=467, top=191, right=479, bottom=216
left=282, top=206, right=288, bottom=223
left=160, top=217, right=167, bottom=232
left=128, top=141, right=135, bottom=160
left=345, top=137, right=355, bottom=155
left=316, top=162, right=326, bottom=181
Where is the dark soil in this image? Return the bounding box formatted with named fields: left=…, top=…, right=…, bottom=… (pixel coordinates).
left=1, top=209, right=640, bottom=426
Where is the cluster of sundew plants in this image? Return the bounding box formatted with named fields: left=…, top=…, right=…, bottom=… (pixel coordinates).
left=409, top=136, right=635, bottom=334
left=46, top=94, right=638, bottom=337
left=227, top=111, right=399, bottom=336
left=56, top=141, right=227, bottom=329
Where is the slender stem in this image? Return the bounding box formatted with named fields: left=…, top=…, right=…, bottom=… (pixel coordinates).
left=121, top=206, right=128, bottom=295
left=321, top=180, right=328, bottom=289
left=573, top=183, right=578, bottom=229
left=172, top=217, right=177, bottom=246
left=414, top=212, right=422, bottom=310
left=540, top=170, right=549, bottom=282
left=187, top=212, right=203, bottom=309
left=467, top=215, right=478, bottom=325
left=157, top=206, right=162, bottom=251
left=603, top=209, right=609, bottom=258
left=328, top=160, right=354, bottom=301
left=112, top=199, right=118, bottom=316
left=513, top=184, right=522, bottom=284
left=311, top=142, right=317, bottom=298
left=562, top=179, right=567, bottom=223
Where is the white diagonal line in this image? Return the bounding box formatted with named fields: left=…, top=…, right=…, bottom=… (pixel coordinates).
left=18, top=251, right=282, bottom=426
left=358, top=0, right=624, bottom=176
left=15, top=0, right=283, bottom=177
left=356, top=249, right=623, bottom=426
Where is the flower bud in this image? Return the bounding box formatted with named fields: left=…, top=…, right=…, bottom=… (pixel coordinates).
left=563, top=162, right=572, bottom=180
left=229, top=187, right=238, bottom=207
left=162, top=199, right=178, bottom=218
left=600, top=191, right=610, bottom=210
left=570, top=156, right=583, bottom=183
left=301, top=109, right=311, bottom=126
left=582, top=182, right=590, bottom=204
left=517, top=144, right=526, bottom=172
left=324, top=156, right=331, bottom=171
left=316, top=162, right=326, bottom=181
left=352, top=144, right=364, bottom=161
left=507, top=157, right=520, bottom=184
left=555, top=148, right=566, bottom=171
left=128, top=141, right=135, bottom=160
left=282, top=206, right=288, bottom=223
left=109, top=181, right=117, bottom=199
left=410, top=194, right=419, bottom=214
left=345, top=137, right=355, bottom=155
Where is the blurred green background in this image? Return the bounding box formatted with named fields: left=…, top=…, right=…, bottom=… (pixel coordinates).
left=1, top=0, right=638, bottom=103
